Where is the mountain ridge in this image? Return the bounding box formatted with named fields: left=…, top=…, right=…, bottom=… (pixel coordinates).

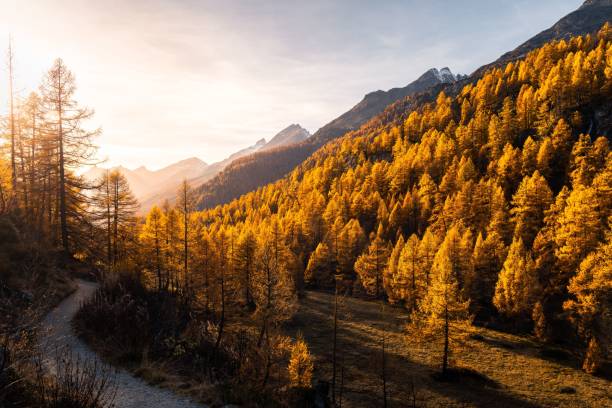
left=194, top=66, right=464, bottom=209
left=84, top=124, right=309, bottom=211
left=472, top=0, right=612, bottom=76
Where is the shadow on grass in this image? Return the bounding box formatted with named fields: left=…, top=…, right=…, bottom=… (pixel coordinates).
left=293, top=290, right=544, bottom=408
left=469, top=332, right=586, bottom=372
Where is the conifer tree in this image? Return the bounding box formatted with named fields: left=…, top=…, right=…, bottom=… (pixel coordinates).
left=40, top=58, right=99, bottom=251
left=418, top=228, right=439, bottom=286
left=235, top=228, right=257, bottom=307
left=510, top=171, right=553, bottom=247
left=493, top=237, right=539, bottom=319
left=288, top=334, right=314, bottom=388
left=253, top=220, right=298, bottom=346
left=468, top=231, right=507, bottom=315
left=93, top=170, right=138, bottom=274
left=395, top=234, right=425, bottom=309
left=554, top=186, right=602, bottom=279
left=354, top=225, right=391, bottom=297
left=563, top=231, right=611, bottom=374
left=411, top=239, right=471, bottom=376
left=384, top=235, right=404, bottom=303
left=177, top=180, right=196, bottom=293
left=304, top=242, right=334, bottom=287
left=140, top=205, right=165, bottom=291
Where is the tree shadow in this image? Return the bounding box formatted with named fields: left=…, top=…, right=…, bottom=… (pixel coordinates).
left=469, top=332, right=584, bottom=371
left=293, top=290, right=544, bottom=408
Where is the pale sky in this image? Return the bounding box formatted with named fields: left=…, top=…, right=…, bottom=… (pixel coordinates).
left=0, top=0, right=581, bottom=170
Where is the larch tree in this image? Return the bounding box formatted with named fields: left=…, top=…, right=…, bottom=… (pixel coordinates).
left=554, top=186, right=602, bottom=280
left=510, top=171, right=553, bottom=247
left=411, top=238, right=471, bottom=376
left=7, top=39, right=17, bottom=191
left=253, top=220, right=298, bottom=347
left=395, top=234, right=425, bottom=310
left=40, top=58, right=99, bottom=251
left=354, top=224, right=390, bottom=297
left=418, top=228, right=440, bottom=286
left=140, top=205, right=165, bottom=291
left=468, top=231, right=507, bottom=316
left=93, top=170, right=138, bottom=274
left=288, top=334, right=314, bottom=389
left=177, top=179, right=196, bottom=294
left=304, top=242, right=333, bottom=287
left=563, top=231, right=611, bottom=374
left=493, top=237, right=539, bottom=319
left=384, top=234, right=404, bottom=303
left=234, top=228, right=257, bottom=307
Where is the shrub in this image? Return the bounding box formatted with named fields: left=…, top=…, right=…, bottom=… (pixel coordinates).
left=33, top=349, right=116, bottom=408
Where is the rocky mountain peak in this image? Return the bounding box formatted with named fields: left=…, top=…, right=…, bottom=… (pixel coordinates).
left=580, top=0, right=612, bottom=8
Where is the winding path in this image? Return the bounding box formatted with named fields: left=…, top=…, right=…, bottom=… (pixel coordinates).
left=41, top=279, right=206, bottom=408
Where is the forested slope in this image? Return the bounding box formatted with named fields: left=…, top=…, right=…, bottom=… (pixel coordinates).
left=193, top=68, right=462, bottom=210
left=178, top=26, right=612, bottom=373
left=195, top=1, right=612, bottom=212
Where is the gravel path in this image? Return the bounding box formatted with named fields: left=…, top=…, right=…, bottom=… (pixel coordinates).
left=40, top=279, right=206, bottom=408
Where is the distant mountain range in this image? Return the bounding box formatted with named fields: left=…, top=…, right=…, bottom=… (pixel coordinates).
left=261, top=124, right=310, bottom=151
left=193, top=67, right=465, bottom=209
left=83, top=124, right=310, bottom=211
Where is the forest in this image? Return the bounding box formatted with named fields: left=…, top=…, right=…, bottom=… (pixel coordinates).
left=0, top=16, right=611, bottom=408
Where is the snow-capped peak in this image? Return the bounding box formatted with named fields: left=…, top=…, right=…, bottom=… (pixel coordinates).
left=429, top=67, right=459, bottom=84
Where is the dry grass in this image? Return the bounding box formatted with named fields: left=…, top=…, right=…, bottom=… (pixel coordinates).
left=289, top=291, right=611, bottom=408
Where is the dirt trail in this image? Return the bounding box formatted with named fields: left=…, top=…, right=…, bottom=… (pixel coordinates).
left=40, top=279, right=206, bottom=408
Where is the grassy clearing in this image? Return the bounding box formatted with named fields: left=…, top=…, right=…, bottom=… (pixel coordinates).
left=289, top=291, right=611, bottom=408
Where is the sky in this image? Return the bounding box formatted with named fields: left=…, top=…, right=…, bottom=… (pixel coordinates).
left=0, top=0, right=582, bottom=170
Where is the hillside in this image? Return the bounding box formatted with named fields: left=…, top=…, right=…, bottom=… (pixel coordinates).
left=5, top=3, right=612, bottom=408
left=194, top=1, right=612, bottom=211
left=194, top=67, right=463, bottom=209
left=292, top=291, right=611, bottom=407
left=85, top=125, right=308, bottom=211
left=189, top=24, right=612, bottom=376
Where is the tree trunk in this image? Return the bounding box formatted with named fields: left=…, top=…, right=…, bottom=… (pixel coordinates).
left=443, top=302, right=449, bottom=376
left=332, top=285, right=338, bottom=405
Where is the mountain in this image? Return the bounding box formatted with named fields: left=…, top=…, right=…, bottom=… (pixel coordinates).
left=137, top=138, right=269, bottom=211
left=261, top=124, right=310, bottom=151
left=87, top=126, right=305, bottom=212
left=473, top=0, right=612, bottom=76
left=189, top=27, right=612, bottom=386
left=311, top=67, right=463, bottom=145
left=194, top=1, right=612, bottom=211
left=83, top=157, right=208, bottom=207
left=194, top=67, right=464, bottom=209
